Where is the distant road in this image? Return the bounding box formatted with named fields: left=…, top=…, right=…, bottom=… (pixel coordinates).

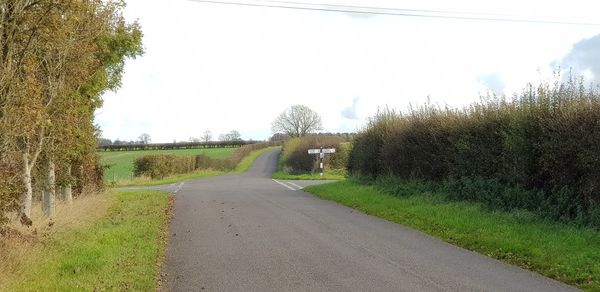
left=162, top=148, right=576, bottom=291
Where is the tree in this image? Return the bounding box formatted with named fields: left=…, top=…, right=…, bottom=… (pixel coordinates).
left=272, top=105, right=323, bottom=137
left=219, top=130, right=242, bottom=142
left=202, top=130, right=213, bottom=142
left=0, top=0, right=143, bottom=223
left=269, top=133, right=288, bottom=142
left=138, top=133, right=151, bottom=144
left=98, top=138, right=112, bottom=145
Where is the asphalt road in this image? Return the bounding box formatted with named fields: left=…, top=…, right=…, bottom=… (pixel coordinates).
left=162, top=148, right=577, bottom=292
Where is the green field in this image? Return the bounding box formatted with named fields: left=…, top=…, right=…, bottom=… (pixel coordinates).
left=100, top=148, right=236, bottom=181
left=305, top=181, right=600, bottom=291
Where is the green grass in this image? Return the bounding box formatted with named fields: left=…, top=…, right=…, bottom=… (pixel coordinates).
left=110, top=147, right=276, bottom=187
left=305, top=180, right=600, bottom=291
left=272, top=169, right=347, bottom=180
left=112, top=169, right=225, bottom=187
left=100, top=148, right=236, bottom=181
left=6, top=190, right=171, bottom=291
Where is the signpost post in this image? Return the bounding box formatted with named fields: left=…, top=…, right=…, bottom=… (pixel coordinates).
left=308, top=147, right=336, bottom=177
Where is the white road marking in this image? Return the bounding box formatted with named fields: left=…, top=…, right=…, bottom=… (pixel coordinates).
left=287, top=182, right=303, bottom=190
left=272, top=179, right=298, bottom=191
left=174, top=182, right=185, bottom=193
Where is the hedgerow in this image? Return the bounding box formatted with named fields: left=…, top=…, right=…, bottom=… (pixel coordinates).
left=349, top=77, right=600, bottom=228
left=133, top=142, right=277, bottom=179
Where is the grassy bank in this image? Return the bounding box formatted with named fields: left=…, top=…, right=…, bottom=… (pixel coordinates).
left=100, top=147, right=236, bottom=181
left=112, top=169, right=224, bottom=187
left=233, top=147, right=278, bottom=173
left=305, top=181, right=600, bottom=291
left=0, top=190, right=172, bottom=291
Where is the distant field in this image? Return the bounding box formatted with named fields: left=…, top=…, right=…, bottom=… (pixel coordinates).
left=100, top=148, right=236, bottom=181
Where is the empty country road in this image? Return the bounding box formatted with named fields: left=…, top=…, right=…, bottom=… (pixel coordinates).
left=162, top=148, right=576, bottom=292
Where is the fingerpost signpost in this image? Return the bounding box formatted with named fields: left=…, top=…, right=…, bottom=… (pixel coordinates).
left=308, top=147, right=336, bottom=177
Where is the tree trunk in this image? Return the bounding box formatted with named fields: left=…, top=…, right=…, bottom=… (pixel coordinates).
left=20, top=153, right=33, bottom=220
left=64, top=164, right=73, bottom=204
left=43, top=159, right=56, bottom=217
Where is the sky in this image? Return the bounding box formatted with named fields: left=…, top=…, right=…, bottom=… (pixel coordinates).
left=95, top=0, right=600, bottom=142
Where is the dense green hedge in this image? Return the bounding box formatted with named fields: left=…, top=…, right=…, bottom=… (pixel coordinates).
left=281, top=136, right=349, bottom=173
left=133, top=142, right=277, bottom=179
left=133, top=155, right=196, bottom=179
left=349, top=78, right=600, bottom=228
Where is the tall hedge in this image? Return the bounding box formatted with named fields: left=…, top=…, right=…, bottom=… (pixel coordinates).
left=349, top=78, right=600, bottom=228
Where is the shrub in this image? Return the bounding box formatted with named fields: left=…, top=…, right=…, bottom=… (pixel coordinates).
left=349, top=77, right=600, bottom=228
left=133, top=142, right=278, bottom=178
left=133, top=155, right=195, bottom=179
left=281, top=136, right=345, bottom=173
left=328, top=142, right=351, bottom=170
left=227, top=142, right=276, bottom=167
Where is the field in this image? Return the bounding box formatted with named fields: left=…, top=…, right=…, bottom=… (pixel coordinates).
left=305, top=181, right=600, bottom=291
left=100, top=148, right=236, bottom=181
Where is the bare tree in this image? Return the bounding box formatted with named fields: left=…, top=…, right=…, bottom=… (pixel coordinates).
left=272, top=105, right=323, bottom=137
left=219, top=130, right=242, bottom=142
left=138, top=133, right=151, bottom=144
left=202, top=130, right=212, bottom=142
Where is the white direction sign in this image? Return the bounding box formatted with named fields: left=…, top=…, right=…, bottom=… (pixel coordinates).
left=307, top=148, right=337, bottom=176
left=308, top=148, right=336, bottom=154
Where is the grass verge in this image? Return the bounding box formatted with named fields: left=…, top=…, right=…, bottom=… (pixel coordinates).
left=0, top=190, right=172, bottom=291
left=304, top=180, right=600, bottom=291
left=233, top=147, right=279, bottom=173
left=272, top=169, right=346, bottom=180
left=111, top=169, right=224, bottom=187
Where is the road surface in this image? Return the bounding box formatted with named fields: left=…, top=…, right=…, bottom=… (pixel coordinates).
left=162, top=148, right=576, bottom=291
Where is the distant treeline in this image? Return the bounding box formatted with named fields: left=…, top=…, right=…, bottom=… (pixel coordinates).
left=270, top=132, right=356, bottom=142
left=97, top=140, right=261, bottom=151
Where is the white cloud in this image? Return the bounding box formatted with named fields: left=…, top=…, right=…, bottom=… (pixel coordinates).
left=342, top=97, right=360, bottom=120
left=477, top=72, right=505, bottom=95
left=95, top=0, right=600, bottom=142
left=555, top=34, right=600, bottom=82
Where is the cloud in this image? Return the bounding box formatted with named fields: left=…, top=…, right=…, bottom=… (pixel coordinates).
left=477, top=72, right=506, bottom=94
left=556, top=34, right=600, bottom=82
left=341, top=97, right=360, bottom=120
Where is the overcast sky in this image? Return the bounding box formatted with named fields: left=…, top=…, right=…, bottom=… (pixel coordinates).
left=95, top=0, right=600, bottom=142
